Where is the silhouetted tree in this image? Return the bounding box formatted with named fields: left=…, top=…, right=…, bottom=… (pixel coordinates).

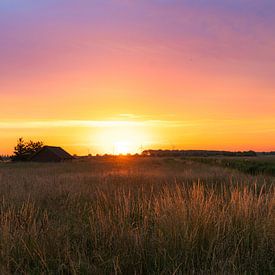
left=13, top=138, right=27, bottom=161
left=26, top=140, right=44, bottom=155
left=12, top=138, right=43, bottom=161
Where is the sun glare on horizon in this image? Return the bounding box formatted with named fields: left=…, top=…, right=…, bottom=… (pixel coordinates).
left=93, top=124, right=152, bottom=155
left=113, top=140, right=133, bottom=155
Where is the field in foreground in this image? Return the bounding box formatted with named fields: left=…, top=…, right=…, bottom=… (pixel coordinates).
left=0, top=157, right=274, bottom=274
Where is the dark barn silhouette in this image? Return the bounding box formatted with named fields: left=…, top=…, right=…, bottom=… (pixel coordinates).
left=29, top=146, right=74, bottom=162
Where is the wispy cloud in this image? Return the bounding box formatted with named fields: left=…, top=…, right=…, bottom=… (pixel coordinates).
left=0, top=119, right=193, bottom=129
left=1, top=118, right=275, bottom=132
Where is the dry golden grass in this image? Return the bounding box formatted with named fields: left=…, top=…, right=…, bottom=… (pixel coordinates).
left=0, top=157, right=274, bottom=274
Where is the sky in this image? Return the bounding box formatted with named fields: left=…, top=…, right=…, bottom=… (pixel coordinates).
left=1, top=0, right=275, bottom=155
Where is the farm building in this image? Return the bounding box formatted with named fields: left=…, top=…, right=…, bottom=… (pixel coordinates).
left=29, top=146, right=74, bottom=162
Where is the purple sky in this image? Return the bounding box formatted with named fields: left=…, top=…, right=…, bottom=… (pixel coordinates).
left=1, top=0, right=275, bottom=154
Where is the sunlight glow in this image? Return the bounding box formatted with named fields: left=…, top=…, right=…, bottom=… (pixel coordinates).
left=114, top=141, right=132, bottom=155
left=93, top=125, right=152, bottom=155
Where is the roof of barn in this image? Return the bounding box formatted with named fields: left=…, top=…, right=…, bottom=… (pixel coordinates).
left=30, top=146, right=73, bottom=160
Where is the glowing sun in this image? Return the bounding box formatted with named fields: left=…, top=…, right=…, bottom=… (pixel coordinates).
left=93, top=122, right=152, bottom=155
left=113, top=141, right=132, bottom=155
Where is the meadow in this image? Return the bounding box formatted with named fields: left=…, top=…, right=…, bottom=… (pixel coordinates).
left=188, top=155, right=275, bottom=176
left=0, top=157, right=274, bottom=274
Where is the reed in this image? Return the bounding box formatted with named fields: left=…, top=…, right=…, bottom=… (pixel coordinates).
left=0, top=157, right=274, bottom=274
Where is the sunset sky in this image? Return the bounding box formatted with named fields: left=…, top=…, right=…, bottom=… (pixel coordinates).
left=1, top=0, right=275, bottom=155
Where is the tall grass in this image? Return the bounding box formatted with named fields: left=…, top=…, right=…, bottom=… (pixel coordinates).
left=0, top=157, right=274, bottom=274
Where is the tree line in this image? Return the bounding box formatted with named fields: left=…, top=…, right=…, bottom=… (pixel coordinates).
left=142, top=149, right=257, bottom=157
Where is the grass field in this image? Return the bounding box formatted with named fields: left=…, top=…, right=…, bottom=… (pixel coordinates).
left=0, top=157, right=274, bottom=274
left=188, top=155, right=275, bottom=176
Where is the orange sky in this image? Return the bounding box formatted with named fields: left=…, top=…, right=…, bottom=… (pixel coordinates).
left=1, top=1, right=275, bottom=155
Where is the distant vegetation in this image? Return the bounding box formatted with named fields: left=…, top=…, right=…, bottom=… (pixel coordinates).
left=142, top=149, right=257, bottom=157
left=261, top=151, right=275, bottom=156
left=189, top=157, right=275, bottom=176
left=141, top=150, right=275, bottom=176
left=0, top=155, right=10, bottom=162
left=0, top=157, right=273, bottom=274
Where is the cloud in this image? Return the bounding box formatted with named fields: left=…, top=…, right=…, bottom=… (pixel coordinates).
left=2, top=118, right=275, bottom=134
left=0, top=119, right=193, bottom=129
